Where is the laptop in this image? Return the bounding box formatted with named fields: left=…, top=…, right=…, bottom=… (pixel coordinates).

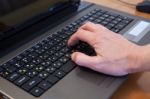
left=0, top=0, right=150, bottom=99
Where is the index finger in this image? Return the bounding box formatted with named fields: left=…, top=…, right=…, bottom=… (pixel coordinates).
left=68, top=28, right=96, bottom=46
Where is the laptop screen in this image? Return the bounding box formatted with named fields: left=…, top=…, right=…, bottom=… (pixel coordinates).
left=0, top=0, right=70, bottom=32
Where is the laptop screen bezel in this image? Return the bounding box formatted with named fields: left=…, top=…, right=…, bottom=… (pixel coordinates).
left=0, top=0, right=80, bottom=57
left=0, top=0, right=80, bottom=41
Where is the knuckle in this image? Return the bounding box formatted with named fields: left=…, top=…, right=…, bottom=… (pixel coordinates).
left=85, top=21, right=93, bottom=26
left=96, top=24, right=107, bottom=30
left=76, top=29, right=83, bottom=35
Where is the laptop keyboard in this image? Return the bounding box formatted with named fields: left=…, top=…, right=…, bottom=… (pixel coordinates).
left=0, top=9, right=133, bottom=97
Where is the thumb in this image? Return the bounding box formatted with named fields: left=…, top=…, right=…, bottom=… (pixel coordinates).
left=71, top=52, right=101, bottom=68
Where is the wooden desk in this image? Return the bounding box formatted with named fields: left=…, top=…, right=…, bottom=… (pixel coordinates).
left=85, top=0, right=150, bottom=99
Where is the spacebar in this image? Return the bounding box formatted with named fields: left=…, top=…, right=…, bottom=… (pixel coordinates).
left=60, top=61, right=76, bottom=73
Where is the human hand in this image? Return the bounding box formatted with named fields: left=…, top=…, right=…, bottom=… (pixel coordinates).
left=68, top=22, right=142, bottom=76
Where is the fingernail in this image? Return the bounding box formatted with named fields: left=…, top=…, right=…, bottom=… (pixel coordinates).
left=71, top=53, right=76, bottom=60
left=67, top=43, right=74, bottom=48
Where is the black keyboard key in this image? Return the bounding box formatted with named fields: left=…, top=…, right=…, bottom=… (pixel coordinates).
left=30, top=87, right=44, bottom=97
left=118, top=15, right=133, bottom=22
left=65, top=53, right=71, bottom=58
left=35, top=48, right=45, bottom=54
left=111, top=20, right=119, bottom=24
left=99, top=16, right=105, bottom=20
left=101, top=21, right=108, bottom=26
left=111, top=28, right=120, bottom=33
left=46, top=75, right=59, bottom=84
left=28, top=52, right=38, bottom=59
left=63, top=30, right=74, bottom=36
left=41, top=39, right=49, bottom=44
left=60, top=47, right=70, bottom=53
left=60, top=61, right=76, bottom=73
left=47, top=40, right=56, bottom=47
left=27, top=47, right=35, bottom=53
left=14, top=76, right=30, bottom=86
left=41, top=61, right=52, bottom=67
left=26, top=70, right=38, bottom=78
left=42, top=44, right=51, bottom=50
left=115, top=17, right=122, bottom=22
left=105, top=25, right=112, bottom=30
left=25, top=63, right=36, bottom=69
left=8, top=58, right=17, bottom=65
left=54, top=52, right=64, bottom=58
left=109, top=16, right=115, bottom=20
left=18, top=68, right=28, bottom=75
left=54, top=70, right=66, bottom=78
left=32, top=58, right=42, bottom=65
left=53, top=37, right=62, bottom=43
left=22, top=57, right=31, bottom=63
left=87, top=17, right=95, bottom=21
left=92, top=14, right=99, bottom=18
left=59, top=34, right=69, bottom=39
left=96, top=11, right=103, bottom=16
left=122, top=19, right=130, bottom=24
left=39, top=53, right=49, bottom=60
left=52, top=61, right=63, bottom=68
left=102, top=14, right=109, bottom=18
left=48, top=33, right=57, bottom=39
left=33, top=44, right=42, bottom=49
left=22, top=77, right=42, bottom=91
left=6, top=66, right=17, bottom=73
left=125, top=17, right=133, bottom=22
left=38, top=71, right=49, bottom=79
left=107, top=23, right=115, bottom=28
left=94, top=19, right=102, bottom=23
left=15, top=55, right=24, bottom=60
left=52, top=32, right=60, bottom=37
left=7, top=73, right=20, bottom=81
left=59, top=56, right=70, bottom=64
left=38, top=81, right=52, bottom=90
left=1, top=63, right=10, bottom=68
left=34, top=65, right=44, bottom=72
left=0, top=70, right=10, bottom=77
left=58, top=42, right=66, bottom=48
left=47, top=56, right=58, bottom=62
left=45, top=50, right=55, bottom=56
left=106, top=12, right=118, bottom=17
left=21, top=51, right=30, bottom=57
left=45, top=67, right=56, bottom=74
left=105, top=18, right=112, bottom=22
left=115, top=22, right=127, bottom=30
left=52, top=46, right=62, bottom=51
left=14, top=61, right=25, bottom=68
left=99, top=10, right=107, bottom=13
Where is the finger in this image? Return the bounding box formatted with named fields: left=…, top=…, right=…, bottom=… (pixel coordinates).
left=71, top=52, right=114, bottom=75
left=96, top=24, right=120, bottom=37
left=80, top=22, right=99, bottom=32
left=71, top=52, right=101, bottom=68
left=68, top=29, right=95, bottom=46
left=95, top=24, right=108, bottom=30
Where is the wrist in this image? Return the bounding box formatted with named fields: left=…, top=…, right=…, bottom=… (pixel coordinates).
left=138, top=45, right=150, bottom=72
left=127, top=44, right=150, bottom=74
left=127, top=45, right=143, bottom=73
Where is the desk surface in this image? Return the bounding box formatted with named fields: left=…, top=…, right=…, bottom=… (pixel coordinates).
left=85, top=0, right=150, bottom=99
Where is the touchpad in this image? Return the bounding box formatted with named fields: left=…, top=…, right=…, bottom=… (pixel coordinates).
left=123, top=21, right=150, bottom=42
